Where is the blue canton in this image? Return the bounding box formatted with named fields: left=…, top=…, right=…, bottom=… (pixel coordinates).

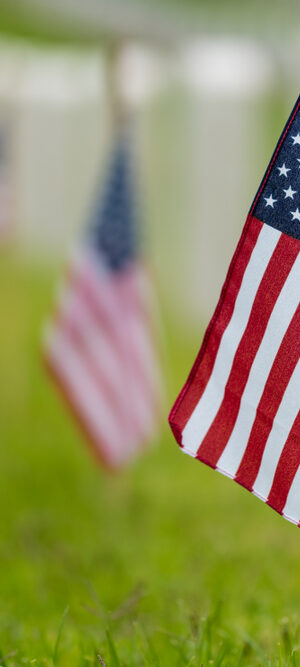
left=88, top=135, right=138, bottom=272
left=252, top=97, right=300, bottom=241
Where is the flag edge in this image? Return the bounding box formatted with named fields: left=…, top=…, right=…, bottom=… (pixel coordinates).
left=180, top=444, right=300, bottom=527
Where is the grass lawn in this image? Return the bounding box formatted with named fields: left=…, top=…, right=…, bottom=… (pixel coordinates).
left=1, top=252, right=300, bottom=666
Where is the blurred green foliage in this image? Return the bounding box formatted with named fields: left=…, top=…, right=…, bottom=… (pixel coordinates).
left=1, top=252, right=300, bottom=665
left=0, top=0, right=299, bottom=45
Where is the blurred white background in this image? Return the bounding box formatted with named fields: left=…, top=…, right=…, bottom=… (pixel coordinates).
left=0, top=17, right=299, bottom=323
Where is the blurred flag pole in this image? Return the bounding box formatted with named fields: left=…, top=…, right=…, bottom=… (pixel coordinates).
left=106, top=40, right=167, bottom=422
left=105, top=40, right=130, bottom=135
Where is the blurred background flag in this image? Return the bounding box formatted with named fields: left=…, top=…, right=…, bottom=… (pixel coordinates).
left=169, top=96, right=300, bottom=526
left=43, top=128, right=162, bottom=469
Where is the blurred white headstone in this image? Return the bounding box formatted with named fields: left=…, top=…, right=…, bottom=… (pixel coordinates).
left=0, top=42, right=111, bottom=258
left=0, top=44, right=19, bottom=243
left=116, top=43, right=168, bottom=112
left=175, top=37, right=276, bottom=324
left=16, top=47, right=109, bottom=258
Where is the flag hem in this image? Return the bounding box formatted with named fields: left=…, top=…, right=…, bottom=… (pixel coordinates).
left=180, top=445, right=300, bottom=528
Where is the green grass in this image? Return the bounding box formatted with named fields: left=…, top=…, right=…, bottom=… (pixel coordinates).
left=1, top=251, right=300, bottom=666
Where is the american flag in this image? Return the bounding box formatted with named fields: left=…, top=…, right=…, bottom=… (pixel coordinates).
left=169, top=96, right=300, bottom=526
left=44, top=133, right=161, bottom=468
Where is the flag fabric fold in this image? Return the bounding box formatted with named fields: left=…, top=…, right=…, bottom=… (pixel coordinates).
left=44, top=131, right=161, bottom=469
left=169, top=96, right=300, bottom=526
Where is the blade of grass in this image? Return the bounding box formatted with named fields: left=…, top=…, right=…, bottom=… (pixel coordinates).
left=234, top=626, right=267, bottom=664
left=53, top=604, right=69, bottom=665
left=106, top=629, right=120, bottom=667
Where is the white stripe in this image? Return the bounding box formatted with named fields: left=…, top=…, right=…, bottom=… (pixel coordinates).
left=252, top=361, right=300, bottom=500
left=44, top=325, right=134, bottom=466
left=283, top=465, right=300, bottom=523
left=182, top=224, right=280, bottom=454
left=217, top=255, right=300, bottom=476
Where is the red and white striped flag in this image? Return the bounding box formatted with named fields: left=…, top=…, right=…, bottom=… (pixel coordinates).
left=169, top=96, right=300, bottom=526
left=44, top=133, right=161, bottom=468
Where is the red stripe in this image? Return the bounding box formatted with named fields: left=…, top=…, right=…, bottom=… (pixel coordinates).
left=197, top=232, right=299, bottom=467
left=267, top=411, right=300, bottom=515
left=235, top=306, right=300, bottom=490
left=168, top=215, right=263, bottom=445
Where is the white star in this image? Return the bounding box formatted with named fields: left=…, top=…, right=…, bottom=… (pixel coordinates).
left=283, top=185, right=297, bottom=199
left=277, top=163, right=290, bottom=177
left=291, top=207, right=300, bottom=222
left=297, top=159, right=300, bottom=168
left=264, top=194, right=277, bottom=208
left=292, top=133, right=300, bottom=145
